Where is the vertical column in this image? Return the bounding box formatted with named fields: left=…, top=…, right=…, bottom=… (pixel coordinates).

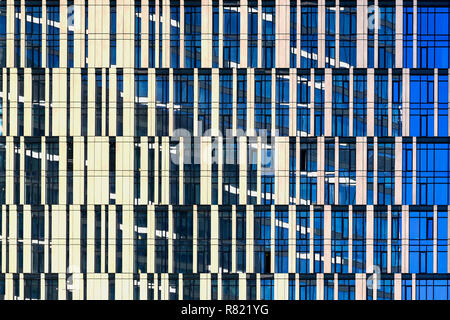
left=201, top=0, right=213, bottom=68
left=356, top=0, right=368, bottom=68
left=275, top=0, right=289, bottom=68
left=395, top=0, right=403, bottom=68
left=317, top=0, right=325, bottom=68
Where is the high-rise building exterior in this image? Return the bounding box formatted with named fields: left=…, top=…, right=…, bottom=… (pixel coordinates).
left=0, top=0, right=449, bottom=301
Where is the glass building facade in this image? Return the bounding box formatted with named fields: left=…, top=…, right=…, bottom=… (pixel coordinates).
left=0, top=0, right=449, bottom=300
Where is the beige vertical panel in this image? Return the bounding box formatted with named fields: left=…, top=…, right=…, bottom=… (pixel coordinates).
left=366, top=205, right=374, bottom=273
left=373, top=0, right=379, bottom=68
left=8, top=206, right=17, bottom=273
left=317, top=0, right=325, bottom=68
left=395, top=0, right=403, bottom=68
left=168, top=70, right=173, bottom=135
left=433, top=206, right=438, bottom=273
left=148, top=69, right=155, bottom=136
left=334, top=137, right=339, bottom=204
left=388, top=69, right=393, bottom=136
left=53, top=69, right=68, bottom=136
left=239, top=136, right=247, bottom=204
left=412, top=0, right=417, bottom=68
left=140, top=137, right=148, bottom=204
left=373, top=137, right=378, bottom=204
left=289, top=70, right=296, bottom=136
left=274, top=274, right=288, bottom=300
left=317, top=137, right=325, bottom=204
left=271, top=69, right=276, bottom=135
left=58, top=137, right=67, bottom=204
left=356, top=0, right=367, bottom=68
left=122, top=204, right=133, bottom=274
left=434, top=69, right=438, bottom=136
left=58, top=274, right=67, bottom=299
left=168, top=206, right=173, bottom=272
left=124, top=1, right=135, bottom=68
left=201, top=0, right=212, bottom=68
left=41, top=137, right=46, bottom=205
left=23, top=68, right=32, bottom=136
left=448, top=206, right=450, bottom=273
left=296, top=2, right=301, bottom=68
left=86, top=205, right=95, bottom=273
left=387, top=206, right=392, bottom=273
left=275, top=137, right=288, bottom=204
left=394, top=137, right=402, bottom=205
left=179, top=0, right=185, bottom=68
left=45, top=70, right=50, bottom=136
left=349, top=68, right=354, bottom=136
left=200, top=274, right=211, bottom=299
left=20, top=137, right=25, bottom=204
left=178, top=137, right=184, bottom=204
left=116, top=273, right=132, bottom=300
left=9, top=70, right=18, bottom=136
left=275, top=0, right=289, bottom=68
left=210, top=205, right=219, bottom=272
left=161, top=0, right=170, bottom=68
left=6, top=0, right=14, bottom=67
left=109, top=69, right=117, bottom=136
left=87, top=137, right=109, bottom=204
left=247, top=70, right=255, bottom=135
left=211, top=69, right=219, bottom=136
left=116, top=137, right=133, bottom=205
left=246, top=205, right=253, bottom=273
left=160, top=137, right=169, bottom=204
left=123, top=70, right=135, bottom=137
left=74, top=0, right=86, bottom=68
left=42, top=1, right=47, bottom=68
left=324, top=69, right=332, bottom=136
left=69, top=205, right=81, bottom=298
left=2, top=69, right=8, bottom=135
left=288, top=205, right=296, bottom=273
left=256, top=138, right=261, bottom=204
left=240, top=0, right=248, bottom=67
left=60, top=0, right=68, bottom=68
left=141, top=0, right=149, bottom=68
left=53, top=205, right=67, bottom=274
left=1, top=207, right=6, bottom=271
left=147, top=205, right=154, bottom=273
left=257, top=0, right=262, bottom=68
left=402, top=69, right=410, bottom=136
left=87, top=274, right=108, bottom=299
left=193, top=70, right=199, bottom=136
left=367, top=69, right=374, bottom=136
left=218, top=0, right=223, bottom=68
left=232, top=69, right=237, bottom=136
left=323, top=205, right=331, bottom=273
left=401, top=206, right=409, bottom=273
left=23, top=206, right=31, bottom=273
left=310, top=70, right=315, bottom=135
left=108, top=205, right=116, bottom=273
left=193, top=206, right=198, bottom=273
left=335, top=2, right=340, bottom=67
left=348, top=205, right=353, bottom=272
left=270, top=206, right=275, bottom=273
left=71, top=70, right=81, bottom=136
left=200, top=138, right=211, bottom=205
left=73, top=137, right=84, bottom=204
left=355, top=274, right=366, bottom=300
left=20, top=1, right=25, bottom=67
left=5, top=137, right=14, bottom=204
left=394, top=273, right=402, bottom=300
